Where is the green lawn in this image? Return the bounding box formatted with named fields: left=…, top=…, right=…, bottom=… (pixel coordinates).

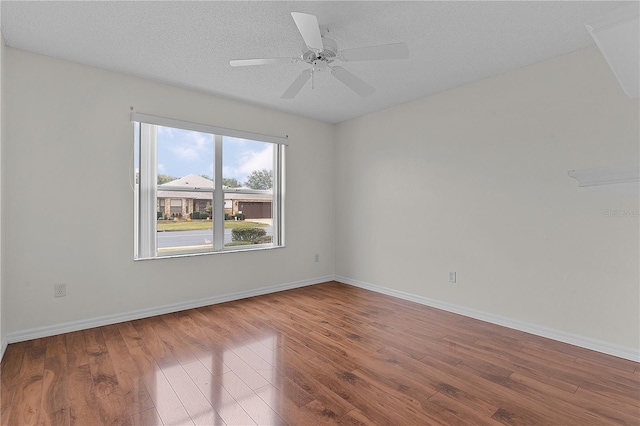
left=157, top=220, right=267, bottom=232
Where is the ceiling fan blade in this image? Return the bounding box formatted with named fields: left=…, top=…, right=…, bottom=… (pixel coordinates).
left=331, top=66, right=375, bottom=97
left=291, top=12, right=324, bottom=51
left=340, top=42, right=409, bottom=61
left=281, top=69, right=312, bottom=99
left=230, top=58, right=296, bottom=67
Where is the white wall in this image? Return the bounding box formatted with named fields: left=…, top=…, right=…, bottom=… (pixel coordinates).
left=335, top=46, right=640, bottom=355
left=3, top=48, right=335, bottom=335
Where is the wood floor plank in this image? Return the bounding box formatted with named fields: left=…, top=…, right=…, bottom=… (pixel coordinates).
left=1, top=282, right=638, bottom=426
left=160, top=363, right=225, bottom=425
left=296, top=399, right=342, bottom=426
left=491, top=405, right=551, bottom=426
left=0, top=384, right=15, bottom=426
left=337, top=408, right=377, bottom=425
left=572, top=355, right=640, bottom=391
left=65, top=332, right=89, bottom=369
left=254, top=384, right=323, bottom=426
left=215, top=370, right=286, bottom=426
left=446, top=333, right=640, bottom=407
left=574, top=386, right=640, bottom=424
left=115, top=322, right=144, bottom=350
left=225, top=306, right=320, bottom=362
left=514, top=341, right=640, bottom=393
left=85, top=327, right=132, bottom=425
left=146, top=316, right=198, bottom=366
left=0, top=341, right=26, bottom=426
left=94, top=391, right=132, bottom=426
left=101, top=325, right=155, bottom=417
left=439, top=336, right=581, bottom=394
left=130, top=407, right=163, bottom=426
left=167, top=311, right=231, bottom=377
left=303, top=355, right=447, bottom=426
left=510, top=372, right=640, bottom=425
left=67, top=364, right=100, bottom=426
left=84, top=328, right=120, bottom=398
left=218, top=348, right=271, bottom=391
left=65, top=328, right=99, bottom=426
left=426, top=392, right=503, bottom=426
left=39, top=350, right=69, bottom=426
left=127, top=345, right=193, bottom=426
left=414, top=345, right=610, bottom=425
left=182, top=307, right=282, bottom=391
left=182, top=360, right=256, bottom=426
left=206, top=304, right=284, bottom=365
left=290, top=298, right=438, bottom=360
left=535, top=339, right=639, bottom=373
left=262, top=317, right=363, bottom=372
left=377, top=347, right=499, bottom=417
left=270, top=293, right=386, bottom=354
left=8, top=339, right=47, bottom=426
left=255, top=368, right=314, bottom=408
left=130, top=320, right=175, bottom=369
left=275, top=350, right=355, bottom=418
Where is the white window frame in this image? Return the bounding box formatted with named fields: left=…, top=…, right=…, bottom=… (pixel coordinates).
left=132, top=112, right=287, bottom=260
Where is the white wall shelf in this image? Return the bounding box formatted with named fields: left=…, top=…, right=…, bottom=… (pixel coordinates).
left=568, top=164, right=639, bottom=197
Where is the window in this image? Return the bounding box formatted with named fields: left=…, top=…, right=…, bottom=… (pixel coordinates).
left=133, top=113, right=286, bottom=260
left=170, top=199, right=182, bottom=215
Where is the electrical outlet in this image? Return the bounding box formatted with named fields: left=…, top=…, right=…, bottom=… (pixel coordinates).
left=314, top=253, right=320, bottom=263
left=449, top=272, right=456, bottom=283
left=54, top=283, right=66, bottom=298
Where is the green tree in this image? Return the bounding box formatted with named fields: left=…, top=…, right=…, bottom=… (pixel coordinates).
left=222, top=177, right=241, bottom=188
left=157, top=174, right=178, bottom=185
left=245, top=169, right=273, bottom=190
left=200, top=174, right=212, bottom=181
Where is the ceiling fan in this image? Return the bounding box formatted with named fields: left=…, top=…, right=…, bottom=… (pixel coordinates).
left=230, top=12, right=409, bottom=99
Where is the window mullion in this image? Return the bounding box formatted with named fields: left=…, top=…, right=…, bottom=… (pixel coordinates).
left=213, top=135, right=224, bottom=250
left=272, top=145, right=280, bottom=246
left=139, top=123, right=157, bottom=258
left=274, top=144, right=285, bottom=246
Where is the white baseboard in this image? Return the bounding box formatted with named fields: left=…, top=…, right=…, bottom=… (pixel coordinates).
left=4, top=275, right=333, bottom=347
left=336, top=275, right=640, bottom=362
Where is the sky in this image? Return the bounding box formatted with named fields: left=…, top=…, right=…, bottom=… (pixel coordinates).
left=156, top=125, right=273, bottom=184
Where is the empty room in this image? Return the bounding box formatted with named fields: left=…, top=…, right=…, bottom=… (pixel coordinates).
left=0, top=1, right=639, bottom=425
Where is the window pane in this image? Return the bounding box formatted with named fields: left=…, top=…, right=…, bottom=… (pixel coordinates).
left=223, top=137, right=274, bottom=190
left=156, top=126, right=214, bottom=253
left=223, top=137, right=275, bottom=247
left=157, top=126, right=214, bottom=184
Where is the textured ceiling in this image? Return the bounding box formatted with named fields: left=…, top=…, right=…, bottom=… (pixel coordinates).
left=0, top=1, right=630, bottom=124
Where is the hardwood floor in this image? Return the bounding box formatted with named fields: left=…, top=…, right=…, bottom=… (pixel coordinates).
left=1, top=281, right=638, bottom=425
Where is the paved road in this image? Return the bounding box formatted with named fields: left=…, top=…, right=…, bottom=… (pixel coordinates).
left=157, top=227, right=273, bottom=249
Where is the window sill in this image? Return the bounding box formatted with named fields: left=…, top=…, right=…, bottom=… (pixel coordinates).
left=134, top=244, right=285, bottom=261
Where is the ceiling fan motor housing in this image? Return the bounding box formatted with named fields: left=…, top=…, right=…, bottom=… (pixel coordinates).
left=302, top=37, right=338, bottom=65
